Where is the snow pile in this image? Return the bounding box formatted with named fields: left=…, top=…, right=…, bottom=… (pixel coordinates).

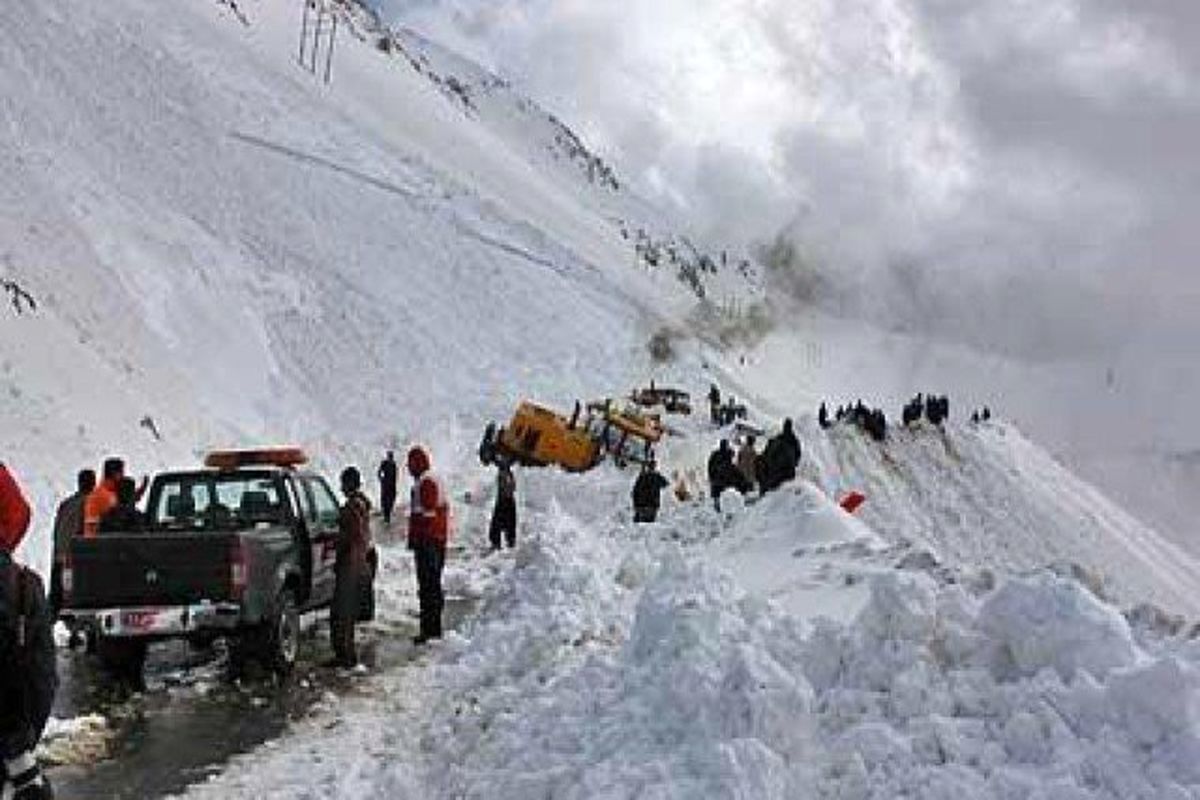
left=810, top=570, right=1200, bottom=799
left=427, top=551, right=815, bottom=797
left=180, top=457, right=1200, bottom=800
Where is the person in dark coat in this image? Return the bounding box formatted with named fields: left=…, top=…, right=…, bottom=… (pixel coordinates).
left=489, top=461, right=517, bottom=549
left=328, top=467, right=371, bottom=667
left=632, top=460, right=670, bottom=523
left=50, top=469, right=95, bottom=618
left=377, top=451, right=398, bottom=526
left=1, top=463, right=56, bottom=800
left=708, top=440, right=749, bottom=510
left=98, top=477, right=145, bottom=533
left=818, top=402, right=831, bottom=430
left=761, top=418, right=802, bottom=493
left=708, top=384, right=721, bottom=425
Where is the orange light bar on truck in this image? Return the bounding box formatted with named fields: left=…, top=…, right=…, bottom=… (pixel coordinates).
left=203, top=447, right=309, bottom=470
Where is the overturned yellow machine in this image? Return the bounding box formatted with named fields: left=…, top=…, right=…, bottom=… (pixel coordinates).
left=480, top=400, right=663, bottom=472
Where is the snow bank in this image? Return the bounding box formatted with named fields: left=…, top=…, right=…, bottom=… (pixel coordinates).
left=413, top=514, right=820, bottom=799
left=810, top=570, right=1200, bottom=799
left=184, top=461, right=1200, bottom=800
left=409, top=489, right=1200, bottom=800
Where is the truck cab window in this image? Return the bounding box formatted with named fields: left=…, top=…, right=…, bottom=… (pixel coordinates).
left=305, top=478, right=340, bottom=527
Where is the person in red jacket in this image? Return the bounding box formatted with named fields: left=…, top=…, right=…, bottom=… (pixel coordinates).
left=407, top=446, right=449, bottom=644
left=1, top=463, right=57, bottom=800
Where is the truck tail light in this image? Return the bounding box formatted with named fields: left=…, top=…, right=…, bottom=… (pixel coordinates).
left=230, top=539, right=248, bottom=596
left=62, top=552, right=74, bottom=602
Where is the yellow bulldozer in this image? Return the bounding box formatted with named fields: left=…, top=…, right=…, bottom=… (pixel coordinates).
left=479, top=400, right=664, bottom=472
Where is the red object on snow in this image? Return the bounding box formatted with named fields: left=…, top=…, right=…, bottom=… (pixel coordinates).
left=840, top=491, right=867, bottom=515
left=0, top=463, right=32, bottom=553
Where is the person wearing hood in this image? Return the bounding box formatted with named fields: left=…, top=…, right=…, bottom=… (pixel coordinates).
left=328, top=467, right=372, bottom=668
left=0, top=463, right=56, bottom=800
left=407, top=447, right=450, bottom=644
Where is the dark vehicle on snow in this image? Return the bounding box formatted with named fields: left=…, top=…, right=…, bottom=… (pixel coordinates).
left=630, top=385, right=692, bottom=416
left=60, top=449, right=377, bottom=680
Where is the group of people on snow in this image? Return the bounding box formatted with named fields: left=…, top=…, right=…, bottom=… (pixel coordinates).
left=820, top=401, right=888, bottom=442
left=705, top=418, right=802, bottom=511
left=903, top=393, right=950, bottom=427
left=706, top=384, right=747, bottom=427
left=970, top=407, right=993, bottom=424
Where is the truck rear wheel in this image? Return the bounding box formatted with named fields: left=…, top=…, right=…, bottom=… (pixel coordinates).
left=264, top=590, right=300, bottom=676
left=228, top=590, right=299, bottom=681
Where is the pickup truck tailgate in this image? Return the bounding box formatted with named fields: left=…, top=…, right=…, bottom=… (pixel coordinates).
left=70, top=534, right=237, bottom=609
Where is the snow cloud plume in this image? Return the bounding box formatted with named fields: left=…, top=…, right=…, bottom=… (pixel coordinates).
left=373, top=0, right=1199, bottom=360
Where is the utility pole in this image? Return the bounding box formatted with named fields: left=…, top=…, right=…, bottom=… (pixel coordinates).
left=298, top=0, right=339, bottom=85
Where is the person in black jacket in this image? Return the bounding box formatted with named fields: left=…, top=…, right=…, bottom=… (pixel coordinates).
left=707, top=440, right=749, bottom=510
left=489, top=461, right=517, bottom=549
left=98, top=477, right=145, bottom=533
left=377, top=451, right=398, bottom=526
left=632, top=460, right=670, bottom=523
left=761, top=419, right=802, bottom=494
left=1, top=463, right=55, bottom=800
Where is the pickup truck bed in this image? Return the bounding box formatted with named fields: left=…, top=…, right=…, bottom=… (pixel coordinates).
left=70, top=533, right=236, bottom=609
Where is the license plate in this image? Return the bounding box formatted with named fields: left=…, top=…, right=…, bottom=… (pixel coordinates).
left=121, top=610, right=163, bottom=631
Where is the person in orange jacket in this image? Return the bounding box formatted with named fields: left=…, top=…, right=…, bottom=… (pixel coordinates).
left=407, top=446, right=449, bottom=645
left=83, top=458, right=147, bottom=537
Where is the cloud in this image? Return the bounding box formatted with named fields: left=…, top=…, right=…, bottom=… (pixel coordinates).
left=374, top=0, right=1199, bottom=358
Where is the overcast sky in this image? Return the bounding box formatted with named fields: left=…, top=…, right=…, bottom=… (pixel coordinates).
left=373, top=0, right=1198, bottom=361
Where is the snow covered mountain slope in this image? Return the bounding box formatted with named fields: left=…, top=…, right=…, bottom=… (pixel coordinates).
left=0, top=0, right=765, bottom=573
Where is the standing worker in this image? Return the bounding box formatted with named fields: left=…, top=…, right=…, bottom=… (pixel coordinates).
left=407, top=447, right=450, bottom=645
left=489, top=461, right=517, bottom=551
left=84, top=457, right=147, bottom=537
left=707, top=440, right=749, bottom=511
left=328, top=467, right=371, bottom=668
left=49, top=468, right=95, bottom=618
left=708, top=384, right=721, bottom=425
left=631, top=459, right=669, bottom=523
left=377, top=451, right=398, bottom=527
left=760, top=418, right=802, bottom=494
left=0, top=462, right=56, bottom=800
